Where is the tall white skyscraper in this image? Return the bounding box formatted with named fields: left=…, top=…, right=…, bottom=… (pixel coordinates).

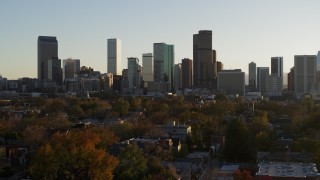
left=142, top=53, right=153, bottom=82
left=107, top=39, right=122, bottom=75
left=294, top=55, right=316, bottom=93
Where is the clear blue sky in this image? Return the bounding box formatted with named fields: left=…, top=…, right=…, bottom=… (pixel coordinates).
left=1, top=0, right=320, bottom=80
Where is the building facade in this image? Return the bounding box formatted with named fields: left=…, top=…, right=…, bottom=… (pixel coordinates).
left=248, top=62, right=256, bottom=91
left=193, top=30, right=216, bottom=89
left=217, top=70, right=245, bottom=96
left=128, top=57, right=140, bottom=89
left=153, top=43, right=174, bottom=89
left=257, top=67, right=269, bottom=94
left=63, top=59, right=80, bottom=80
left=317, top=51, right=320, bottom=82
left=47, top=57, right=62, bottom=85
left=38, top=36, right=58, bottom=81
left=181, top=58, right=192, bottom=89
left=294, top=55, right=317, bottom=94
left=271, top=57, right=283, bottom=93
left=217, top=61, right=223, bottom=73
left=142, top=53, right=153, bottom=82
left=288, top=67, right=295, bottom=92
left=174, top=64, right=182, bottom=90
left=267, top=75, right=282, bottom=96
left=107, top=39, right=122, bottom=75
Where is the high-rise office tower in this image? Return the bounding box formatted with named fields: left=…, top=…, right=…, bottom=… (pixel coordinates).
left=271, top=57, right=283, bottom=91
left=217, top=69, right=245, bottom=96
left=257, top=67, right=269, bottom=94
left=174, top=63, right=182, bottom=90
left=317, top=51, right=320, bottom=82
left=107, top=39, right=122, bottom=75
left=193, top=30, right=216, bottom=89
left=47, top=57, right=62, bottom=85
left=213, top=50, right=217, bottom=78
left=182, top=58, right=192, bottom=89
left=294, top=55, right=317, bottom=93
left=288, top=67, right=295, bottom=92
left=217, top=61, right=223, bottom=73
left=128, top=57, right=140, bottom=89
left=142, top=53, right=153, bottom=82
left=38, top=36, right=58, bottom=80
left=153, top=43, right=174, bottom=85
left=63, top=59, right=80, bottom=80
left=248, top=62, right=256, bottom=90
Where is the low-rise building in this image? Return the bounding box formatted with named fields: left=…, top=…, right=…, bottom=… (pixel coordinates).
left=217, top=164, right=239, bottom=180
left=159, top=121, right=191, bottom=141
left=256, top=162, right=319, bottom=179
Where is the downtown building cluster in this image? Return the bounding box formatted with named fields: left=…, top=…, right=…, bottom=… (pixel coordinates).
left=1, top=30, right=320, bottom=99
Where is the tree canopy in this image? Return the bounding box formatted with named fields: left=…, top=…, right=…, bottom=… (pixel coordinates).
left=29, top=128, right=118, bottom=180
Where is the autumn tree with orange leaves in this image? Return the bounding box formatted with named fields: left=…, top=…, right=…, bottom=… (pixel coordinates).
left=29, top=128, right=119, bottom=180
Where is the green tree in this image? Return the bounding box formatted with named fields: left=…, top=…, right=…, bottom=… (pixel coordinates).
left=223, top=119, right=255, bottom=162
left=112, top=98, right=129, bottom=117
left=110, top=122, right=134, bottom=140
left=143, top=158, right=178, bottom=180
left=114, top=143, right=147, bottom=180
left=43, top=98, right=67, bottom=114
left=128, top=96, right=142, bottom=111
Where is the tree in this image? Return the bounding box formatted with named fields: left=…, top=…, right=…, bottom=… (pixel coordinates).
left=22, top=124, right=47, bottom=146
left=110, top=122, right=134, bottom=141
left=223, top=119, right=255, bottom=162
left=248, top=111, right=269, bottom=136
left=143, top=158, right=178, bottom=180
left=29, top=129, right=118, bottom=180
left=234, top=169, right=253, bottom=180
left=112, top=98, right=129, bottom=117
left=127, top=96, right=141, bottom=111
left=43, top=98, right=67, bottom=114
left=114, top=143, right=147, bottom=180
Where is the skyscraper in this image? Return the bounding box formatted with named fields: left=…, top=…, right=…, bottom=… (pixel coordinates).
left=217, top=61, right=223, bottom=73
left=317, top=51, right=320, bottom=82
left=217, top=70, right=245, bottom=96
left=257, top=67, right=269, bottom=94
left=142, top=53, right=153, bottom=82
left=107, top=39, right=122, bottom=75
left=193, top=30, right=216, bottom=89
left=153, top=43, right=174, bottom=85
left=47, top=57, right=62, bottom=85
left=38, top=36, right=58, bottom=80
left=288, top=67, right=295, bottom=92
left=174, top=63, right=182, bottom=90
left=128, top=57, right=140, bottom=89
left=271, top=57, right=283, bottom=77
left=294, top=55, right=317, bottom=93
left=63, top=59, right=80, bottom=80
left=269, top=57, right=283, bottom=95
left=181, top=58, right=192, bottom=89
left=248, top=62, right=256, bottom=90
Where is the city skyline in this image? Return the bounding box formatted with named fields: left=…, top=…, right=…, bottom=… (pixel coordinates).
left=1, top=1, right=320, bottom=79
